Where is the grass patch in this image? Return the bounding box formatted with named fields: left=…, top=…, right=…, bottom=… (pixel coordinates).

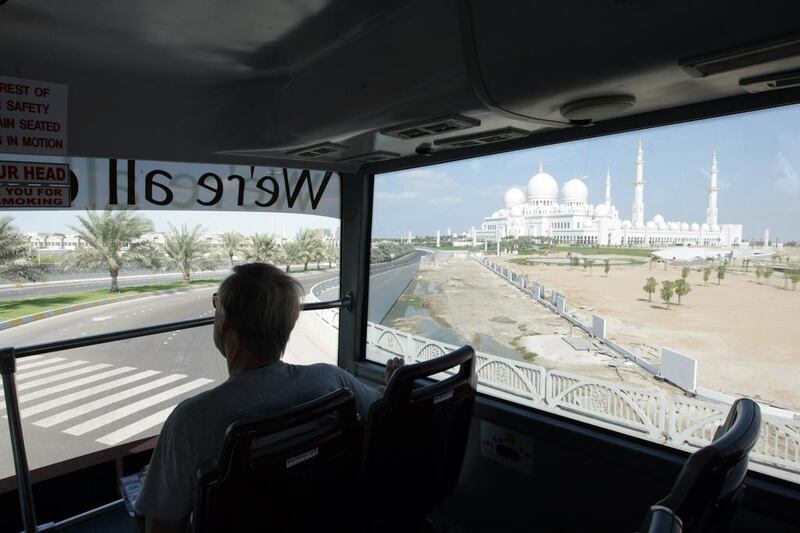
left=399, top=294, right=426, bottom=309
left=510, top=335, right=538, bottom=362
left=0, top=278, right=218, bottom=322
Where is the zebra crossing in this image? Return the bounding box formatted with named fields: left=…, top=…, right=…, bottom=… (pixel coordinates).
left=1, top=355, right=216, bottom=447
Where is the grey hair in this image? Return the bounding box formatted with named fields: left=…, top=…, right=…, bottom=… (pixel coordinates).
left=217, top=263, right=304, bottom=362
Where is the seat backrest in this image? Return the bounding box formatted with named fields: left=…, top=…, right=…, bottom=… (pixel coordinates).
left=193, top=389, right=362, bottom=533
left=363, top=346, right=477, bottom=530
left=645, top=398, right=761, bottom=533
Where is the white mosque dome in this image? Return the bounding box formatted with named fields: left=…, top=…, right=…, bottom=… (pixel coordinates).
left=561, top=178, right=588, bottom=203
left=510, top=204, right=524, bottom=217
left=646, top=220, right=656, bottom=230
left=711, top=224, right=721, bottom=232
left=658, top=222, right=668, bottom=230
left=622, top=220, right=632, bottom=229
left=527, top=169, right=559, bottom=200
left=701, top=223, right=710, bottom=231
left=594, top=203, right=609, bottom=217
left=668, top=221, right=680, bottom=231
left=504, top=187, right=526, bottom=208
left=680, top=222, right=689, bottom=231
left=652, top=214, right=665, bottom=225
left=635, top=220, right=645, bottom=229
left=691, top=223, right=700, bottom=231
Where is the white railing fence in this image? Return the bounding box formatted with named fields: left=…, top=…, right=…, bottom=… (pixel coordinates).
left=307, top=276, right=800, bottom=481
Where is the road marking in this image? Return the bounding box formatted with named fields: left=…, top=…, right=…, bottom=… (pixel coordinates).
left=20, top=370, right=161, bottom=418
left=33, top=374, right=187, bottom=428
left=0, top=364, right=115, bottom=408
left=13, top=355, right=44, bottom=364
left=16, top=357, right=65, bottom=371
left=91, top=316, right=113, bottom=322
left=63, top=378, right=213, bottom=436
left=96, top=405, right=177, bottom=446
left=16, top=366, right=136, bottom=404
left=16, top=360, right=89, bottom=381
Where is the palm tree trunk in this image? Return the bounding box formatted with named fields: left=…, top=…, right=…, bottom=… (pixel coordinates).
left=285, top=264, right=290, bottom=273
left=316, top=261, right=321, bottom=270
left=110, top=268, right=119, bottom=292
left=304, top=261, right=308, bottom=271
left=183, top=270, right=191, bottom=283
left=228, top=254, right=234, bottom=269
left=648, top=293, right=651, bottom=302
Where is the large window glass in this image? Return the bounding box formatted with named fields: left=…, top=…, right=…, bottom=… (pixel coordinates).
left=0, top=157, right=340, bottom=481
left=368, top=105, right=800, bottom=484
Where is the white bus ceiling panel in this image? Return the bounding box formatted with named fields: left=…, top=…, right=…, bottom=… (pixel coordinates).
left=468, top=0, right=800, bottom=123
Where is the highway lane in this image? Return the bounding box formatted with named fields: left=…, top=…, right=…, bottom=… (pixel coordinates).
left=0, top=251, right=425, bottom=480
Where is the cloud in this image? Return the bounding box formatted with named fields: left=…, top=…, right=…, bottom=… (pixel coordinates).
left=773, top=151, right=800, bottom=198
left=377, top=169, right=462, bottom=204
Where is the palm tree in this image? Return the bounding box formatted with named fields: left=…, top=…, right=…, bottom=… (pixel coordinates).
left=716, top=264, right=726, bottom=285
left=324, top=244, right=338, bottom=268
left=67, top=210, right=154, bottom=291
left=245, top=233, right=277, bottom=263
left=221, top=231, right=243, bottom=269
left=674, top=278, right=691, bottom=304
left=0, top=216, right=44, bottom=282
left=296, top=229, right=324, bottom=271
left=163, top=224, right=209, bottom=282
left=643, top=277, right=657, bottom=302
left=763, top=266, right=774, bottom=285
left=278, top=241, right=302, bottom=273
left=603, top=258, right=610, bottom=277
left=703, top=267, right=712, bottom=286
left=312, top=246, right=327, bottom=270
left=660, top=280, right=675, bottom=309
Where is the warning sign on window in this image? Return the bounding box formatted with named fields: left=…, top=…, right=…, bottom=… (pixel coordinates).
left=0, top=161, right=72, bottom=207
left=0, top=76, right=68, bottom=156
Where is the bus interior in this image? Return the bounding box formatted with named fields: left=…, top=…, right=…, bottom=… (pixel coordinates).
left=2, top=1, right=800, bottom=531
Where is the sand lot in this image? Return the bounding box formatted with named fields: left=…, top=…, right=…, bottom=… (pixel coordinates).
left=400, top=258, right=660, bottom=390
left=494, top=254, right=800, bottom=411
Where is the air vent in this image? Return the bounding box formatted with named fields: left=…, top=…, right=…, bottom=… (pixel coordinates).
left=340, top=151, right=400, bottom=164
left=680, top=35, right=800, bottom=78
left=434, top=127, right=528, bottom=148
left=286, top=142, right=346, bottom=159
left=740, top=69, right=800, bottom=93
left=381, top=115, right=480, bottom=140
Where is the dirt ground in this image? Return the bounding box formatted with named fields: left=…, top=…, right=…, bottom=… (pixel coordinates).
left=492, top=252, right=800, bottom=411
left=407, top=257, right=661, bottom=390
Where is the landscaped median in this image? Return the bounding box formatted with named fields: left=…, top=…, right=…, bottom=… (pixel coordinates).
left=0, top=279, right=220, bottom=331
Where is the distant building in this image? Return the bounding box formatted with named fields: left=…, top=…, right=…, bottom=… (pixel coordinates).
left=476, top=141, right=743, bottom=247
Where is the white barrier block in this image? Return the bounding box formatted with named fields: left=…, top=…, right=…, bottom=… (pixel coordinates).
left=555, top=295, right=566, bottom=313
left=592, top=315, right=607, bottom=339
left=661, top=347, right=697, bottom=393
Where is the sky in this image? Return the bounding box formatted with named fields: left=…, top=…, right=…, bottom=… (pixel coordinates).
left=373, top=105, right=800, bottom=242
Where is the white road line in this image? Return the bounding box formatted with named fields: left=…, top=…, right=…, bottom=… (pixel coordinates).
left=20, top=370, right=161, bottom=418
left=0, top=363, right=115, bottom=409
left=17, top=364, right=113, bottom=392
left=96, top=405, right=177, bottom=446
left=33, top=374, right=187, bottom=428
left=13, top=355, right=44, bottom=364
left=16, top=357, right=65, bottom=370
left=63, top=378, right=213, bottom=436
left=16, top=366, right=135, bottom=405
left=16, top=360, right=89, bottom=381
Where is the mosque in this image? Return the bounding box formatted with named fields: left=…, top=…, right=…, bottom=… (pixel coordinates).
left=475, top=141, right=742, bottom=247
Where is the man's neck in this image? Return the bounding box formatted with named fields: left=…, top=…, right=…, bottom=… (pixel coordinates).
left=227, top=350, right=278, bottom=377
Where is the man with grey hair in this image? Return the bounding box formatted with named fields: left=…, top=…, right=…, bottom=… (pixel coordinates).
left=136, top=263, right=398, bottom=532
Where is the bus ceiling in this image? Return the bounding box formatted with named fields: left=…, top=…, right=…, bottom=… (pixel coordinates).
left=3, top=1, right=800, bottom=170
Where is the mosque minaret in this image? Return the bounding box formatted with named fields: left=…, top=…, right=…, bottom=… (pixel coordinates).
left=477, top=140, right=742, bottom=247
left=707, top=151, right=719, bottom=227
left=632, top=139, right=645, bottom=228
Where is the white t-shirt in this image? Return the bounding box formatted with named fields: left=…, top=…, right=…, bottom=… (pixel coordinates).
left=135, top=361, right=379, bottom=522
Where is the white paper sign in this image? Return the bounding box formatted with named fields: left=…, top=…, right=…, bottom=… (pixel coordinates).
left=0, top=155, right=339, bottom=217
left=0, top=76, right=68, bottom=155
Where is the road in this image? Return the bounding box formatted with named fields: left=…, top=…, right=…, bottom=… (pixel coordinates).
left=0, top=251, right=424, bottom=480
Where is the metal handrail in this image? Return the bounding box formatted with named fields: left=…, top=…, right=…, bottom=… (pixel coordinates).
left=1, top=293, right=351, bottom=532
left=9, top=295, right=351, bottom=360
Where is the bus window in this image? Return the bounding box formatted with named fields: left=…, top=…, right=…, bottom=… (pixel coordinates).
left=368, top=104, right=800, bottom=484
left=0, top=156, right=341, bottom=481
